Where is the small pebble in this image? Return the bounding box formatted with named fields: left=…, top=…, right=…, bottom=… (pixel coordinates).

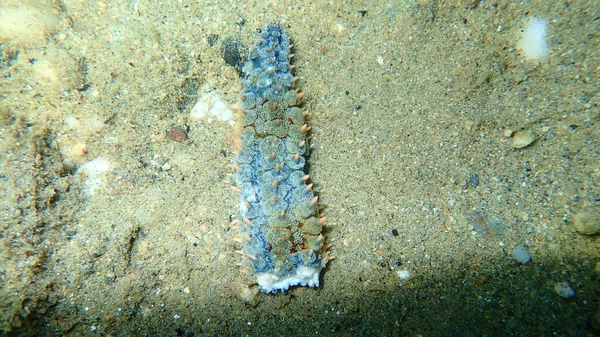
left=207, top=34, right=219, bottom=47
left=511, top=245, right=531, bottom=264
left=512, top=130, right=536, bottom=149
left=167, top=127, right=188, bottom=142
left=239, top=284, right=260, bottom=307
left=397, top=270, right=411, bottom=280
left=503, top=129, right=514, bottom=137
left=221, top=37, right=247, bottom=73
left=161, top=162, right=171, bottom=171
left=572, top=210, right=600, bottom=235
left=554, top=282, right=575, bottom=299
left=391, top=228, right=399, bottom=237
left=470, top=173, right=479, bottom=187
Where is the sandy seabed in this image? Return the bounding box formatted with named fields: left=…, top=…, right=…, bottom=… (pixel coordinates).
left=1, top=1, right=599, bottom=336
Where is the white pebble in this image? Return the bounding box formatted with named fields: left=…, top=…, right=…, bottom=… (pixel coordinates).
left=512, top=130, right=536, bottom=149
left=554, top=282, right=575, bottom=299
left=190, top=91, right=235, bottom=126
left=517, top=18, right=550, bottom=60
left=397, top=270, right=411, bottom=280
left=239, top=284, right=260, bottom=306
left=511, top=245, right=531, bottom=264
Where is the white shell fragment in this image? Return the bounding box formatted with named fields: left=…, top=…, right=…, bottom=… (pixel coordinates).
left=512, top=130, right=536, bottom=149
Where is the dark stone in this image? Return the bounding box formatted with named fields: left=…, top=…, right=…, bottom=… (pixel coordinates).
left=221, top=37, right=247, bottom=74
